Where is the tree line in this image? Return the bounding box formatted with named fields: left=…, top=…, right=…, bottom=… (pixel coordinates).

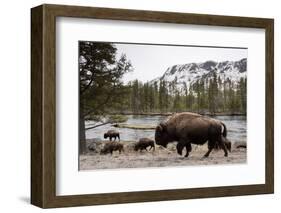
left=124, top=72, right=246, bottom=115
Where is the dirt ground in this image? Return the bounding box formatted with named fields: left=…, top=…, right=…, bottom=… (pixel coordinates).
left=79, top=140, right=247, bottom=170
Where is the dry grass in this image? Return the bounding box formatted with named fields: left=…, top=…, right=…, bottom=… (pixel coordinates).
left=79, top=140, right=247, bottom=170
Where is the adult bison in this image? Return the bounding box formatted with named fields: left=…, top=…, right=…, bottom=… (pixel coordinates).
left=155, top=112, right=229, bottom=158
left=104, top=130, right=120, bottom=141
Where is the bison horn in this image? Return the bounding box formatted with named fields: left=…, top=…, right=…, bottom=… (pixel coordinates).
left=156, top=125, right=163, bottom=132
left=160, top=122, right=167, bottom=131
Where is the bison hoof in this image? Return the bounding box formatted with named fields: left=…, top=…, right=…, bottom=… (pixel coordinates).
left=184, top=153, right=189, bottom=158
left=203, top=154, right=209, bottom=158
left=224, top=154, right=228, bottom=157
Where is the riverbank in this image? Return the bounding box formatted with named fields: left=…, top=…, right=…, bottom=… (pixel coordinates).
left=109, top=112, right=246, bottom=117
left=79, top=140, right=247, bottom=170
left=110, top=112, right=247, bottom=130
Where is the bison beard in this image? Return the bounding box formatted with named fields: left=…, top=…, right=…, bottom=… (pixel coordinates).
left=155, top=112, right=229, bottom=158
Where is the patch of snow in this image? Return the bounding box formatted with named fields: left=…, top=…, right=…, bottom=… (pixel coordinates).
left=150, top=59, right=247, bottom=93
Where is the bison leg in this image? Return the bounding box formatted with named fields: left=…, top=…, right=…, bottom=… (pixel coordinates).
left=218, top=141, right=230, bottom=152
left=204, top=140, right=215, bottom=157
left=184, top=143, right=192, bottom=158
left=218, top=138, right=228, bottom=157
left=117, top=134, right=120, bottom=141
left=149, top=145, right=155, bottom=151
left=176, top=142, right=185, bottom=156
left=109, top=137, right=112, bottom=141
left=177, top=140, right=191, bottom=157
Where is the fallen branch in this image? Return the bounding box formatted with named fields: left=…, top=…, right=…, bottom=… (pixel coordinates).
left=85, top=122, right=110, bottom=130
left=112, top=123, right=156, bottom=130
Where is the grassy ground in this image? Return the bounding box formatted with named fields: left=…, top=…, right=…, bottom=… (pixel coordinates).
left=79, top=140, right=247, bottom=170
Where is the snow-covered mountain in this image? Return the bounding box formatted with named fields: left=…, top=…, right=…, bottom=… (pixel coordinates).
left=151, top=58, right=247, bottom=92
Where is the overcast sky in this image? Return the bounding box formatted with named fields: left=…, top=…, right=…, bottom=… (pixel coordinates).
left=115, top=43, right=247, bottom=83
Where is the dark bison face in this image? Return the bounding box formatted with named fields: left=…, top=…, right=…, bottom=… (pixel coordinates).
left=155, top=123, right=170, bottom=148
left=100, top=148, right=108, bottom=155
left=225, top=142, right=231, bottom=152
left=222, top=136, right=231, bottom=152
left=104, top=133, right=108, bottom=139
left=134, top=144, right=139, bottom=151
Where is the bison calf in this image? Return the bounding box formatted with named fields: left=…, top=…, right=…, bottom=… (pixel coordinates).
left=134, top=138, right=155, bottom=152
left=223, top=137, right=232, bottom=152
left=104, top=130, right=120, bottom=141
left=214, top=136, right=231, bottom=152
left=100, top=142, right=124, bottom=155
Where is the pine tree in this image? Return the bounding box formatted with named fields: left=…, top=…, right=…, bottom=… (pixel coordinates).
left=147, top=84, right=154, bottom=112
left=131, top=80, right=139, bottom=113
left=79, top=41, right=132, bottom=153
left=159, top=80, right=164, bottom=111
left=163, top=81, right=169, bottom=112
left=188, top=85, right=194, bottom=111
left=153, top=82, right=159, bottom=111
left=143, top=82, right=149, bottom=112
left=173, top=89, right=181, bottom=112
left=238, top=78, right=247, bottom=113
left=183, top=82, right=189, bottom=110
left=138, top=81, right=144, bottom=112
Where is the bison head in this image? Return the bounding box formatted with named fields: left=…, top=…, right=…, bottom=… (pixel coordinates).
left=225, top=141, right=231, bottom=152
left=222, top=137, right=232, bottom=152
left=133, top=143, right=139, bottom=151
left=104, top=133, right=108, bottom=139
left=155, top=122, right=170, bottom=148
left=100, top=147, right=109, bottom=155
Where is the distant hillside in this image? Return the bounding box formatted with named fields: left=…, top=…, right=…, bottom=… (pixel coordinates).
left=151, top=58, right=247, bottom=93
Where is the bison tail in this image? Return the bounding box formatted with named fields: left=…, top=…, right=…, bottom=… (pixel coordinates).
left=221, top=122, right=227, bottom=137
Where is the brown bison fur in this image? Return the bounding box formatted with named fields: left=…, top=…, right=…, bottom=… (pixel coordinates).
left=224, top=140, right=232, bottom=152
left=214, top=136, right=231, bottom=152
left=104, top=130, right=120, bottom=141
left=155, top=112, right=229, bottom=158
left=100, top=142, right=124, bottom=155
left=134, top=138, right=155, bottom=152
left=235, top=141, right=247, bottom=149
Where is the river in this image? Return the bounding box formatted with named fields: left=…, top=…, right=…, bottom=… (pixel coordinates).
left=85, top=115, right=246, bottom=144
